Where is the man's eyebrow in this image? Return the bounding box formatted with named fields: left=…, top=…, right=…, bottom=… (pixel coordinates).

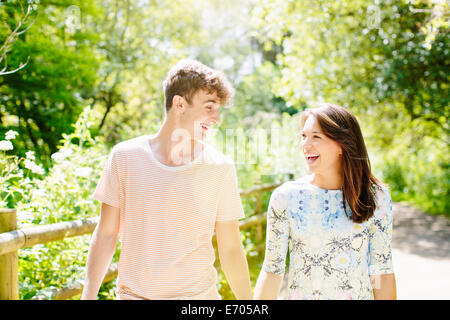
left=204, top=99, right=218, bottom=104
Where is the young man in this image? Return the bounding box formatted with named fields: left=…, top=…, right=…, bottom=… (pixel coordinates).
left=81, top=59, right=253, bottom=300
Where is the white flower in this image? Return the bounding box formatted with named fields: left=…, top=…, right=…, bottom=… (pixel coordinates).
left=61, top=147, right=73, bottom=157
left=24, top=159, right=35, bottom=170
left=75, top=167, right=93, bottom=177
left=26, top=151, right=35, bottom=161
left=24, top=159, right=44, bottom=175
left=51, top=147, right=73, bottom=162
left=0, top=140, right=13, bottom=151
left=51, top=152, right=65, bottom=162
left=5, top=130, right=19, bottom=140
left=31, top=165, right=45, bottom=175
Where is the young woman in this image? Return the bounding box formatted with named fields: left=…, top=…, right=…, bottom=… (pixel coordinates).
left=255, top=103, right=396, bottom=300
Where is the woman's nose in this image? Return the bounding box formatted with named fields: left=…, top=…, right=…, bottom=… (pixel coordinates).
left=301, top=136, right=311, bottom=147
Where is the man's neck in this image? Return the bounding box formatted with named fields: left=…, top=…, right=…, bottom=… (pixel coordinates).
left=149, top=121, right=203, bottom=166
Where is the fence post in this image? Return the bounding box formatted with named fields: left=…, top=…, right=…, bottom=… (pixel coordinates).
left=0, top=208, right=18, bottom=300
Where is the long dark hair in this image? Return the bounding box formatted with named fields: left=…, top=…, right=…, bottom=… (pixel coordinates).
left=300, top=103, right=384, bottom=223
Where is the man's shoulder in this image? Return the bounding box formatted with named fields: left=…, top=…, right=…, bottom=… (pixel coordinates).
left=111, top=135, right=148, bottom=156
left=201, top=142, right=234, bottom=167
left=110, top=136, right=147, bottom=161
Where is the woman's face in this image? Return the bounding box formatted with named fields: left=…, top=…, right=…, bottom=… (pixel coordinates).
left=300, top=115, right=343, bottom=175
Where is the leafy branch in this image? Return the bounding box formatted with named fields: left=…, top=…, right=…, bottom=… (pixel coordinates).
left=0, top=0, right=37, bottom=75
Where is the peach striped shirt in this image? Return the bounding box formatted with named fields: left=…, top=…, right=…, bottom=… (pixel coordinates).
left=93, top=134, right=245, bottom=299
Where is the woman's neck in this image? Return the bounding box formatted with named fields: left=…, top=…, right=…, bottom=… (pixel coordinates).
left=309, top=172, right=343, bottom=190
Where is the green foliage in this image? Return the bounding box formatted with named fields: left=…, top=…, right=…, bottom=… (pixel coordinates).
left=17, top=107, right=120, bottom=299
left=18, top=107, right=106, bottom=226
left=206, top=111, right=307, bottom=190
left=0, top=130, right=43, bottom=208
left=0, top=0, right=101, bottom=165
left=372, top=135, right=450, bottom=216
left=410, top=0, right=450, bottom=49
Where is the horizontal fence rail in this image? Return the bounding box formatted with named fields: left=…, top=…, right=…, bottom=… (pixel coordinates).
left=0, top=217, right=99, bottom=256
left=0, top=181, right=283, bottom=300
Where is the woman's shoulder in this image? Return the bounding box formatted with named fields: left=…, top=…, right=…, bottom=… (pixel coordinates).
left=372, top=182, right=392, bottom=201
left=272, top=175, right=317, bottom=196
left=372, top=182, right=393, bottom=219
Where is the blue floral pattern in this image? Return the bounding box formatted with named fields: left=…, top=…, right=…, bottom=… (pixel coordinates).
left=262, top=176, right=394, bottom=300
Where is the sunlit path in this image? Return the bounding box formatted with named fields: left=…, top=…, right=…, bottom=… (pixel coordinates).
left=392, top=203, right=450, bottom=300
left=393, top=249, right=450, bottom=300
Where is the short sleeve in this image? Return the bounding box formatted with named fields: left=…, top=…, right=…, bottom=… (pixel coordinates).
left=262, top=187, right=290, bottom=275
left=93, top=147, right=121, bottom=208
left=368, top=186, right=394, bottom=275
left=216, top=164, right=245, bottom=222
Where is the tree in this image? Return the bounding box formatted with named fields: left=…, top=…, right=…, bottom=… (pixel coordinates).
left=0, top=0, right=36, bottom=75
left=0, top=0, right=101, bottom=166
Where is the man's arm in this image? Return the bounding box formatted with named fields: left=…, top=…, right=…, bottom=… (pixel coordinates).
left=81, top=202, right=120, bottom=300
left=215, top=220, right=253, bottom=300
left=370, top=273, right=397, bottom=300
left=254, top=271, right=283, bottom=300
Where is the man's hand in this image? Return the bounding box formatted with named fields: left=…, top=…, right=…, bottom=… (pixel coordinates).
left=215, top=220, right=253, bottom=300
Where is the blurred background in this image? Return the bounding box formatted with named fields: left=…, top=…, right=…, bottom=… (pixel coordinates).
left=0, top=0, right=448, bottom=300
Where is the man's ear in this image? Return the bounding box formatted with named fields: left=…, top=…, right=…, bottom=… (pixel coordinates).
left=172, top=95, right=186, bottom=114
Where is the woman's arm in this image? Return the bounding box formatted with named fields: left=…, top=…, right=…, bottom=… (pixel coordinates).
left=368, top=186, right=396, bottom=300
left=254, top=187, right=289, bottom=299
left=370, top=273, right=397, bottom=300
left=254, top=271, right=283, bottom=300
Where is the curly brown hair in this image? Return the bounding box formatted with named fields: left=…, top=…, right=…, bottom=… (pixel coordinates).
left=162, top=59, right=234, bottom=112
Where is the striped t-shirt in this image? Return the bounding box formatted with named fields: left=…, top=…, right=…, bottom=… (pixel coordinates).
left=93, top=134, right=245, bottom=300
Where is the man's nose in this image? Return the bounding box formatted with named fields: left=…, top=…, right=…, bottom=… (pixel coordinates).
left=211, top=110, right=220, bottom=124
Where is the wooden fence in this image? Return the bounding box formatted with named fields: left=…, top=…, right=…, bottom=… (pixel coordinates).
left=0, top=181, right=283, bottom=300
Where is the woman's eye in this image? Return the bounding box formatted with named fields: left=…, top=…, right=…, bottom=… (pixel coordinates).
left=313, top=135, right=320, bottom=139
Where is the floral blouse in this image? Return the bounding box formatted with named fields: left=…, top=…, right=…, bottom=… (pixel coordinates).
left=262, top=176, right=394, bottom=300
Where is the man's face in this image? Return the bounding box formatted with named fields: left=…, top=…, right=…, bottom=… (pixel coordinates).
left=180, top=89, right=221, bottom=140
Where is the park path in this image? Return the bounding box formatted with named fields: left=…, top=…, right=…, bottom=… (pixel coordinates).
left=390, top=202, right=450, bottom=299
left=278, top=202, right=450, bottom=299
